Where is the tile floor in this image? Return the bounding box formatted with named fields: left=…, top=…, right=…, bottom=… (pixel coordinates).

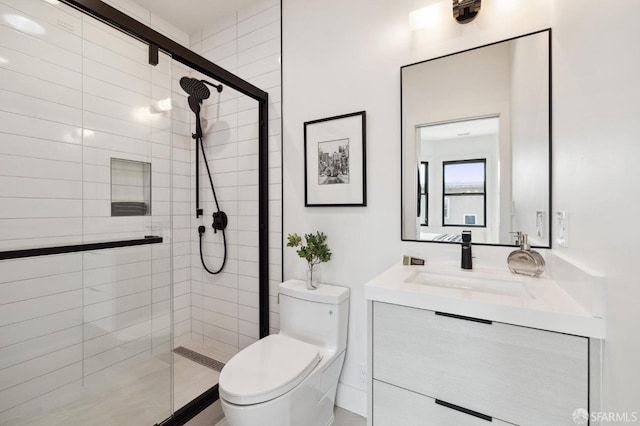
left=5, top=356, right=173, bottom=426
left=4, top=342, right=225, bottom=426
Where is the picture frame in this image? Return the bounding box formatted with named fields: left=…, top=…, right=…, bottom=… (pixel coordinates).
left=304, top=111, right=367, bottom=207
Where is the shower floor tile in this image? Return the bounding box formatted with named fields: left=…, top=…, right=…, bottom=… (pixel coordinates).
left=4, top=340, right=228, bottom=426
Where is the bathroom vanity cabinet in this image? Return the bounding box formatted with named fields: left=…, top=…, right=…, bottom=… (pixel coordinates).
left=370, top=301, right=589, bottom=425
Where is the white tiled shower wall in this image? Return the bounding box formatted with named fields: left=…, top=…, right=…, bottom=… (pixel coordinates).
left=106, top=0, right=283, bottom=358
left=188, top=0, right=282, bottom=356
left=104, top=0, right=282, bottom=358
left=0, top=0, right=281, bottom=419
left=0, top=0, right=188, bottom=421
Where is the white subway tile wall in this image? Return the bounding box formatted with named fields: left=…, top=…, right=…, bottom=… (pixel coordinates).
left=188, top=0, right=282, bottom=357
left=100, top=0, right=190, bottom=47
left=0, top=0, right=186, bottom=422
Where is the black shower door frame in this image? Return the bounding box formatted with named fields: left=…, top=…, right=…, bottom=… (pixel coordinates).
left=60, top=1, right=270, bottom=425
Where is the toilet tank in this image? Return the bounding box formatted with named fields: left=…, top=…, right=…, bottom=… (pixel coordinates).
left=278, top=280, right=349, bottom=354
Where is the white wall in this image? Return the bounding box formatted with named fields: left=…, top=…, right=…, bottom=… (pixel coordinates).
left=551, top=1, right=640, bottom=414
left=101, top=0, right=190, bottom=46
left=283, top=0, right=640, bottom=417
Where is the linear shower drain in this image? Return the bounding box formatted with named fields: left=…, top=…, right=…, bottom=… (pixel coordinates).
left=173, top=346, right=226, bottom=372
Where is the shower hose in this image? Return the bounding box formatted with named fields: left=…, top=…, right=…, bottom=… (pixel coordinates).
left=198, top=136, right=227, bottom=275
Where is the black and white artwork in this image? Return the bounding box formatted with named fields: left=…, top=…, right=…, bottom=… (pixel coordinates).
left=304, top=111, right=366, bottom=206
left=318, top=138, right=350, bottom=185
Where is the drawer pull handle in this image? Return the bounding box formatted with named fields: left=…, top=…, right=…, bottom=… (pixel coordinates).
left=435, top=399, right=493, bottom=422
left=435, top=311, right=492, bottom=325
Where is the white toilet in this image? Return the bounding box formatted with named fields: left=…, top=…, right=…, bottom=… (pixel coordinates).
left=219, top=280, right=349, bottom=426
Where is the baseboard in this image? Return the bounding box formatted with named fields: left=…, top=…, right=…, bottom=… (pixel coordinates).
left=335, top=382, right=367, bottom=418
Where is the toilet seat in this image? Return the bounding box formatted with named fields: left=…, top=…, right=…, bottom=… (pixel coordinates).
left=219, top=334, right=322, bottom=405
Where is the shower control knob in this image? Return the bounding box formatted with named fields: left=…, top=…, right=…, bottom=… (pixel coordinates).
left=212, top=211, right=228, bottom=233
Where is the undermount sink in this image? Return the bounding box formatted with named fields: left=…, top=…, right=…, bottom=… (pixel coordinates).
left=406, top=270, right=534, bottom=299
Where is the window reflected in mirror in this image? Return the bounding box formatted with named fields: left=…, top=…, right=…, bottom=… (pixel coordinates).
left=443, top=159, right=486, bottom=227
left=415, top=116, right=496, bottom=241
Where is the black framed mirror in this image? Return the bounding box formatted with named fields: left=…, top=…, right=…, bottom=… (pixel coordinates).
left=401, top=29, right=551, bottom=247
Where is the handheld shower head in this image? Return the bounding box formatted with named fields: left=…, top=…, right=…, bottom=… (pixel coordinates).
left=187, top=95, right=203, bottom=138
left=187, top=96, right=201, bottom=114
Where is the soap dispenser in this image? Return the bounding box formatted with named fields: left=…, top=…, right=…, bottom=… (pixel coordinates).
left=507, top=232, right=545, bottom=277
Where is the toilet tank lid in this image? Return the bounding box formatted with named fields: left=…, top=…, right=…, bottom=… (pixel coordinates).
left=279, top=280, right=349, bottom=304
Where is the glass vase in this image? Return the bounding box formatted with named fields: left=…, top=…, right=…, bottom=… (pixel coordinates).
left=306, top=265, right=320, bottom=290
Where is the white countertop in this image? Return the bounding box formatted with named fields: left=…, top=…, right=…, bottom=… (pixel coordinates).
left=365, top=262, right=605, bottom=338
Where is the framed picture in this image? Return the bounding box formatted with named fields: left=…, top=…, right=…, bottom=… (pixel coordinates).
left=304, top=111, right=367, bottom=207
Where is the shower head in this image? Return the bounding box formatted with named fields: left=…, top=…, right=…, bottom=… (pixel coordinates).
left=182, top=76, right=222, bottom=140
left=180, top=76, right=210, bottom=100
left=180, top=76, right=224, bottom=100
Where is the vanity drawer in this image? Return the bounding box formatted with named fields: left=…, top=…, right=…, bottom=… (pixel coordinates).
left=373, top=302, right=588, bottom=425
left=373, top=380, right=515, bottom=426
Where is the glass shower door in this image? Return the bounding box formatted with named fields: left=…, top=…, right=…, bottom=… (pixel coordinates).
left=78, top=10, right=175, bottom=424
left=0, top=0, right=173, bottom=424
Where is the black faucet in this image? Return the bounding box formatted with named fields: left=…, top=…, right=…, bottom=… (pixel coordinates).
left=461, top=230, right=472, bottom=269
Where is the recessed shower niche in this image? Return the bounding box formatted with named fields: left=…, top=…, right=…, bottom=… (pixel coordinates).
left=110, top=158, right=152, bottom=216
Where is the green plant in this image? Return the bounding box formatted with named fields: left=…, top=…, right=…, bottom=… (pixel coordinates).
left=287, top=231, right=332, bottom=271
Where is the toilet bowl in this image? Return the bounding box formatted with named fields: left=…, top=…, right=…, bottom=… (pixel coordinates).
left=219, top=280, right=349, bottom=426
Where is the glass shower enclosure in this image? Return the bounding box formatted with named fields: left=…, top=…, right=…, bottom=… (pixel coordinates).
left=0, top=0, right=269, bottom=424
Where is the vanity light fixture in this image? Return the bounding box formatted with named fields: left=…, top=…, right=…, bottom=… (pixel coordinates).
left=453, top=0, right=481, bottom=24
